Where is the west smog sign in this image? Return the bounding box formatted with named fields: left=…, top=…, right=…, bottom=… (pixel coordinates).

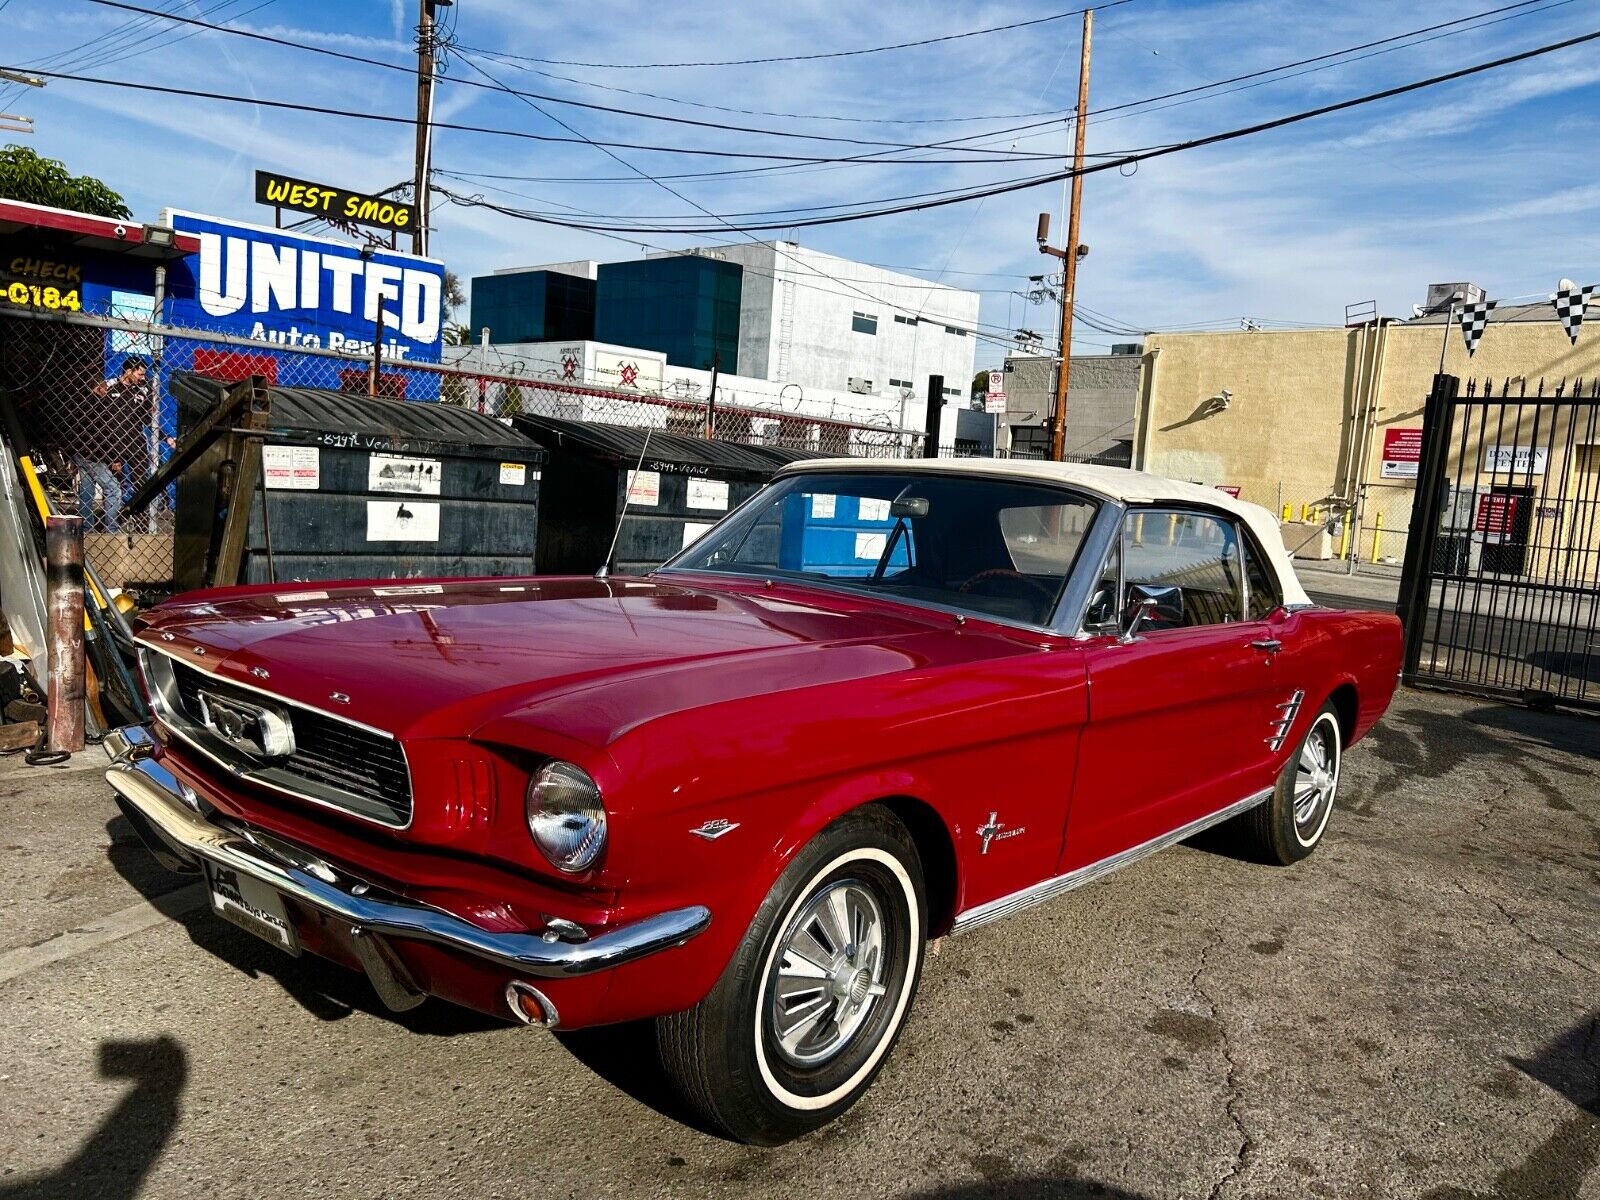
left=254, top=171, right=415, bottom=234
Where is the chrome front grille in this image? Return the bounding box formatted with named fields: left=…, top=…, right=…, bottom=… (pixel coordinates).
left=147, top=650, right=413, bottom=828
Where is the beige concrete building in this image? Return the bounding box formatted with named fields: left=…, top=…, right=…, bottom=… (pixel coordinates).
left=1001, top=350, right=1142, bottom=462
left=1134, top=297, right=1600, bottom=568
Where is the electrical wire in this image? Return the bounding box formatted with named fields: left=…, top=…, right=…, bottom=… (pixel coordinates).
left=458, top=0, right=1558, bottom=128
left=452, top=1, right=1138, bottom=70
left=78, top=0, right=1089, bottom=155
left=449, top=26, right=1600, bottom=234
left=7, top=65, right=1072, bottom=163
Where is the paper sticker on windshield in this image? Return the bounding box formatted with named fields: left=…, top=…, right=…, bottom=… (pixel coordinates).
left=262, top=445, right=319, bottom=490
left=627, top=469, right=660, bottom=506
left=683, top=521, right=714, bottom=550
left=858, top=497, right=891, bottom=522
left=369, top=453, right=441, bottom=495
left=810, top=493, right=837, bottom=519
left=687, top=478, right=729, bottom=511
left=855, top=532, right=887, bottom=560
left=366, top=500, right=439, bottom=542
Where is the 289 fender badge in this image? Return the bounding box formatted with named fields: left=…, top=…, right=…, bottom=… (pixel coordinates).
left=977, top=812, right=1025, bottom=855
left=690, top=818, right=740, bottom=841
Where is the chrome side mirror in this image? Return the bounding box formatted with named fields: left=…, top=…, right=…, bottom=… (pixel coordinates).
left=1119, top=583, right=1183, bottom=642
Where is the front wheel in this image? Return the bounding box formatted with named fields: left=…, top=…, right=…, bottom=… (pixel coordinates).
left=656, top=806, right=926, bottom=1144
left=1234, top=701, right=1342, bottom=865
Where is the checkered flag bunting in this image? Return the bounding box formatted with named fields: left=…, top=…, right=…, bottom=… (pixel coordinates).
left=1457, top=299, right=1496, bottom=357
left=1550, top=281, right=1596, bottom=344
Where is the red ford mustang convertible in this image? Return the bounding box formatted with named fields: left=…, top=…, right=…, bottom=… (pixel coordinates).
left=107, top=458, right=1400, bottom=1143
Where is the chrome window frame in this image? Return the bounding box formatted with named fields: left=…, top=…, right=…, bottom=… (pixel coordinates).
left=139, top=643, right=414, bottom=831
left=657, top=470, right=1110, bottom=639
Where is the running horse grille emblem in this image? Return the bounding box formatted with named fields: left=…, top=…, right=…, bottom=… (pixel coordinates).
left=195, top=689, right=296, bottom=759
left=1265, top=689, right=1305, bottom=752
left=977, top=812, right=1025, bottom=855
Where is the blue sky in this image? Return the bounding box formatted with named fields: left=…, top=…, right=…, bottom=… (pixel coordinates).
left=4, top=0, right=1598, bottom=371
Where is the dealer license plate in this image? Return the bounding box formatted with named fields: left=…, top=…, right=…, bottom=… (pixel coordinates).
left=205, top=862, right=300, bottom=956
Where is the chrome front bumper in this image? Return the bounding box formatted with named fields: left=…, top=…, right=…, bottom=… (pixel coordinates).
left=103, top=726, right=711, bottom=981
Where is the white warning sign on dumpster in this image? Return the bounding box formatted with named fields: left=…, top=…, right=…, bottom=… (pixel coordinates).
left=369, top=453, right=442, bottom=495
left=366, top=500, right=440, bottom=542
left=687, top=478, right=730, bottom=511
left=626, top=469, right=661, bottom=506
left=262, top=445, right=320, bottom=490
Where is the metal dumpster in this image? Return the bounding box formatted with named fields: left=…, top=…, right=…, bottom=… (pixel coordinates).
left=509, top=413, right=810, bottom=575
left=158, top=374, right=545, bottom=589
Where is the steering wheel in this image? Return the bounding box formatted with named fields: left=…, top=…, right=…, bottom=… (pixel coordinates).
left=957, top=568, right=1056, bottom=600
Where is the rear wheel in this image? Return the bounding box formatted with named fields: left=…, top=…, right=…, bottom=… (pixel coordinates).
left=656, top=806, right=926, bottom=1144
left=1235, top=702, right=1342, bottom=865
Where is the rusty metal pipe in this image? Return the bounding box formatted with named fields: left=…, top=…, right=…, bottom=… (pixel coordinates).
left=45, top=515, right=86, bottom=754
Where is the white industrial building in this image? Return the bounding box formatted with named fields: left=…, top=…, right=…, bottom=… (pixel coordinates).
left=650, top=241, right=981, bottom=408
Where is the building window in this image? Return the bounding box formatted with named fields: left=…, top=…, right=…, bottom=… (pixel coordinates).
left=894, top=314, right=919, bottom=326
left=944, top=324, right=967, bottom=337
left=851, top=311, right=878, bottom=335
left=943, top=387, right=962, bottom=398
left=888, top=378, right=911, bottom=389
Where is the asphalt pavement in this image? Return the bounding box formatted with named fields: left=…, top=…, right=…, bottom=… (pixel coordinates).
left=1, top=686, right=1596, bottom=1199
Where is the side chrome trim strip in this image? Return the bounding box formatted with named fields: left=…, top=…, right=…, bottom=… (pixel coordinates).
left=950, top=787, right=1273, bottom=935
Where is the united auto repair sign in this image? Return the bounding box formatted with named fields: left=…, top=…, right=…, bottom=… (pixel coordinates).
left=161, top=210, right=444, bottom=363
left=255, top=171, right=415, bottom=235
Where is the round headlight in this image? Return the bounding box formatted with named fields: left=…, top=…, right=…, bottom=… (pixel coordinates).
left=525, top=761, right=607, bottom=873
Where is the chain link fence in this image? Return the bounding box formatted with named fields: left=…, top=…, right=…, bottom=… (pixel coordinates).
left=1, top=303, right=922, bottom=592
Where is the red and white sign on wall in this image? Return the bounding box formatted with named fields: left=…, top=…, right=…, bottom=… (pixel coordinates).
left=1380, top=428, right=1423, bottom=479
left=1474, top=493, right=1521, bottom=537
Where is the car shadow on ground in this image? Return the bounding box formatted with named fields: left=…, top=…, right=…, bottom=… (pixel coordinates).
left=102, top=815, right=501, bottom=1036
left=553, top=1020, right=726, bottom=1138
left=904, top=1179, right=1153, bottom=1198
left=0, top=1036, right=186, bottom=1200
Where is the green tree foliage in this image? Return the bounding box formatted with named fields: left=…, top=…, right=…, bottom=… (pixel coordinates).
left=0, top=145, right=131, bottom=219
left=442, top=269, right=466, bottom=316
left=440, top=370, right=469, bottom=406
left=499, top=380, right=524, bottom=416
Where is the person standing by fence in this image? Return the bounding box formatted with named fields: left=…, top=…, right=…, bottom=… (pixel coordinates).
left=75, top=356, right=150, bottom=532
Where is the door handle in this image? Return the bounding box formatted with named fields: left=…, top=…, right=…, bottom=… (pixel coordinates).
left=1249, top=638, right=1283, bottom=654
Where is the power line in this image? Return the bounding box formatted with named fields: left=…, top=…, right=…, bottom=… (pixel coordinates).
left=8, top=65, right=1070, bottom=163
left=452, top=1, right=1138, bottom=70
left=459, top=0, right=1557, bottom=129
left=80, top=0, right=1090, bottom=155
left=459, top=26, right=1600, bottom=234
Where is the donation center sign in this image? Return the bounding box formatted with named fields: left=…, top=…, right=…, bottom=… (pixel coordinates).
left=162, top=210, right=445, bottom=362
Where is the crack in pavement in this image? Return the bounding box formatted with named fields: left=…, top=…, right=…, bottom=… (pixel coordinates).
left=1191, top=933, right=1252, bottom=1200
left=1454, top=879, right=1599, bottom=979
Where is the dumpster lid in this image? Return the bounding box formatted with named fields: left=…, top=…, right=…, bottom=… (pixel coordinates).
left=170, top=373, right=539, bottom=454
left=508, top=412, right=820, bottom=479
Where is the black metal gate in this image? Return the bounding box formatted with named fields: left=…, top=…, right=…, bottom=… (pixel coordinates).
left=1397, top=373, right=1600, bottom=711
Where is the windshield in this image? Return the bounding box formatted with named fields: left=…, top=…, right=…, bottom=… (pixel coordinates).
left=662, top=470, right=1099, bottom=627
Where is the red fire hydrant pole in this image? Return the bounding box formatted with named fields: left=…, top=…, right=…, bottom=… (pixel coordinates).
left=44, top=514, right=86, bottom=754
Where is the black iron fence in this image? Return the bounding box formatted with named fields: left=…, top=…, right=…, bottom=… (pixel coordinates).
left=1398, top=373, right=1600, bottom=711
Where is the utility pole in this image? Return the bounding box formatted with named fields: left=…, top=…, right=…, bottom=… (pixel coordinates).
left=1037, top=8, right=1093, bottom=462
left=412, top=0, right=450, bottom=257
left=0, top=68, right=44, bottom=134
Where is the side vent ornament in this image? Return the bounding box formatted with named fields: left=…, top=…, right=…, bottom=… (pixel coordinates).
left=1266, top=689, right=1305, bottom=751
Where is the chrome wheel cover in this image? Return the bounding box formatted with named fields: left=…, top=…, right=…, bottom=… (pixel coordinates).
left=1293, top=718, right=1338, bottom=839
left=768, top=879, right=889, bottom=1068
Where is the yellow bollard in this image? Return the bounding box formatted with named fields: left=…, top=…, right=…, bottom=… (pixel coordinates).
left=1338, top=515, right=1352, bottom=561
left=1281, top=503, right=1291, bottom=522
left=1300, top=503, right=1309, bottom=522
left=1370, top=511, right=1384, bottom=564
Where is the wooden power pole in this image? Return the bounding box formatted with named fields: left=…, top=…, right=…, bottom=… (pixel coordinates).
left=412, top=0, right=446, bottom=257
left=1037, top=8, right=1093, bottom=462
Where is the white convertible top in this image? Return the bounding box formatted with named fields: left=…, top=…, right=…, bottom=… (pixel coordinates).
left=777, top=456, right=1313, bottom=608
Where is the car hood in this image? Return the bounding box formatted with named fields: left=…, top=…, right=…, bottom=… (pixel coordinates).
left=136, top=574, right=963, bottom=740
